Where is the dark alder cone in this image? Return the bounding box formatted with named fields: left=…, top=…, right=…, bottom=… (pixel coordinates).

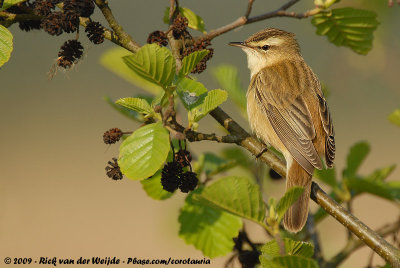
left=85, top=21, right=105, bottom=44
left=41, top=11, right=64, bottom=36
left=64, top=0, right=95, bottom=18
left=179, top=171, right=198, bottom=193
left=147, top=30, right=168, bottom=47
left=172, top=15, right=188, bottom=39
left=19, top=20, right=42, bottom=31
left=182, top=39, right=214, bottom=74
left=57, top=39, right=83, bottom=68
left=238, top=250, right=260, bottom=268
left=269, top=168, right=282, bottom=180
left=161, top=162, right=182, bottom=193
left=105, top=158, right=123, bottom=181
left=61, top=12, right=79, bottom=33
left=174, top=149, right=192, bottom=167
left=103, top=128, right=123, bottom=144
left=33, top=0, right=55, bottom=16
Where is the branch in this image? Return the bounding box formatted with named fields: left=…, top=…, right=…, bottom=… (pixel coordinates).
left=311, top=184, right=400, bottom=268
left=79, top=17, right=129, bottom=50
left=94, top=0, right=140, bottom=53
left=324, top=217, right=400, bottom=267
left=200, top=0, right=320, bottom=40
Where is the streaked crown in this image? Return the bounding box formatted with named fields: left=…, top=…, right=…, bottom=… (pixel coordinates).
left=229, top=28, right=302, bottom=77
left=245, top=28, right=300, bottom=54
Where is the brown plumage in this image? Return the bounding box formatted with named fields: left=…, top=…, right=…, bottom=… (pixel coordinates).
left=230, top=28, right=335, bottom=233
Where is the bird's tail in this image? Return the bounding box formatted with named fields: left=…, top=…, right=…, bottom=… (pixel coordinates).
left=282, top=159, right=313, bottom=233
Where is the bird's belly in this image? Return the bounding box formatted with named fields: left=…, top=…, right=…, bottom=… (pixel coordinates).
left=247, top=89, right=287, bottom=155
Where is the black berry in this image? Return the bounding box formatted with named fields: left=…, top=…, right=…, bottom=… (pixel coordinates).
left=161, top=162, right=182, bottom=193
left=179, top=171, right=198, bottom=193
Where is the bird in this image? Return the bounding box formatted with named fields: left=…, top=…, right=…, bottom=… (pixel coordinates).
left=229, top=28, right=335, bottom=233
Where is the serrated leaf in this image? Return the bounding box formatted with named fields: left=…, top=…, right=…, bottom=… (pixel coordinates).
left=192, top=89, right=228, bottom=122
left=345, top=177, right=396, bottom=201
left=314, top=167, right=337, bottom=188
left=104, top=96, right=142, bottom=122
left=179, top=50, right=209, bottom=77
left=212, top=65, right=247, bottom=115
left=261, top=238, right=314, bottom=259
left=141, top=169, right=173, bottom=200
left=276, top=187, right=304, bottom=222
left=261, top=255, right=319, bottom=268
left=179, top=188, right=242, bottom=258
left=122, top=44, right=176, bottom=89
left=118, top=122, right=169, bottom=180
left=100, top=47, right=163, bottom=95
left=176, top=77, right=208, bottom=110
left=0, top=0, right=25, bottom=11
left=311, top=8, right=379, bottom=55
left=0, top=25, right=13, bottom=67
left=193, top=176, right=266, bottom=224
left=388, top=109, right=400, bottom=127
left=343, top=141, right=370, bottom=178
left=116, top=97, right=152, bottom=115
left=164, top=7, right=206, bottom=33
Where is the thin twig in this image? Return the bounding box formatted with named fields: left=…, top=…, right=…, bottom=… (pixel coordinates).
left=94, top=0, right=140, bottom=52
left=311, top=185, right=400, bottom=268
left=200, top=0, right=319, bottom=41
left=245, top=0, right=255, bottom=18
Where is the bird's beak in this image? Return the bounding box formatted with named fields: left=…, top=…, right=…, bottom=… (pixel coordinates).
left=228, top=42, right=247, bottom=48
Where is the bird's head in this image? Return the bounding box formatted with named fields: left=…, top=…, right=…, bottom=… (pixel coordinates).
left=229, top=28, right=301, bottom=77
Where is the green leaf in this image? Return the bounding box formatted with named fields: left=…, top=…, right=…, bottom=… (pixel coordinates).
left=284, top=239, right=314, bottom=258
left=164, top=7, right=206, bottom=33
left=260, top=238, right=317, bottom=268
left=388, top=109, right=400, bottom=127
left=141, top=170, right=173, bottom=200
left=261, top=238, right=314, bottom=259
left=100, top=47, right=163, bottom=95
left=195, top=153, right=238, bottom=176
left=179, top=50, right=209, bottom=77
left=345, top=177, right=396, bottom=201
left=192, top=89, right=228, bottom=122
left=311, top=8, right=379, bottom=55
left=179, top=189, right=242, bottom=258
left=193, top=176, right=266, bottom=225
left=122, top=44, right=176, bottom=89
left=386, top=181, right=400, bottom=200
left=275, top=187, right=304, bottom=222
left=212, top=65, right=247, bottom=115
left=104, top=96, right=142, bottom=122
left=343, top=141, right=370, bottom=178
left=176, top=77, right=208, bottom=110
left=367, top=165, right=396, bottom=182
left=0, top=0, right=25, bottom=11
left=221, top=147, right=252, bottom=168
left=261, top=255, right=319, bottom=268
left=314, top=167, right=337, bottom=188
left=118, top=122, right=170, bottom=180
left=116, top=97, right=152, bottom=115
left=0, top=25, right=13, bottom=67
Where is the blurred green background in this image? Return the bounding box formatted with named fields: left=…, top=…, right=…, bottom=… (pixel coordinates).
left=0, top=0, right=399, bottom=267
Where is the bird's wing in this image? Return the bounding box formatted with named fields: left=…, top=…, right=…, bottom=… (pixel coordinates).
left=252, top=63, right=323, bottom=174
left=315, top=85, right=336, bottom=168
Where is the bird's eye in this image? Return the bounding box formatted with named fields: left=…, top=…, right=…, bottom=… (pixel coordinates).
left=260, top=45, right=270, bottom=51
